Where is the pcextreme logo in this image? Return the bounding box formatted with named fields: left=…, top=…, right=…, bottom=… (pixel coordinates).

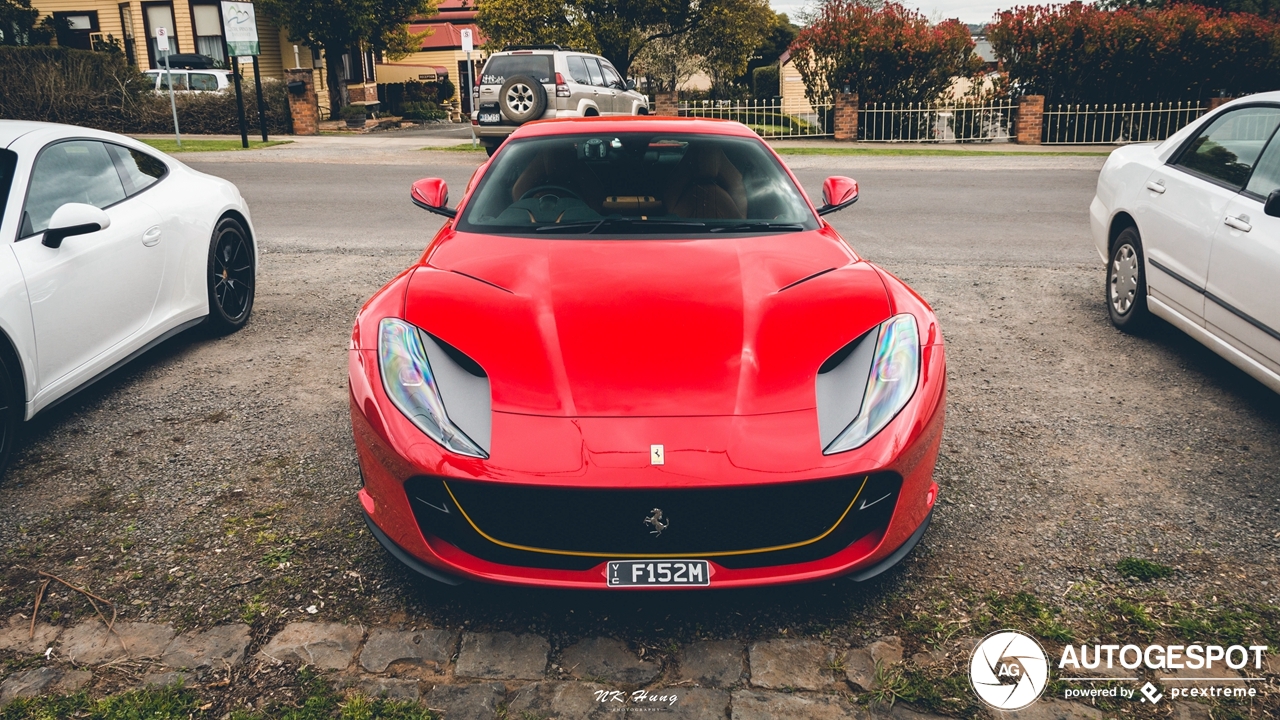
left=969, top=630, right=1050, bottom=711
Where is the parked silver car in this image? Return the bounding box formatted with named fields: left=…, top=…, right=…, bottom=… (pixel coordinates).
left=472, top=45, right=649, bottom=156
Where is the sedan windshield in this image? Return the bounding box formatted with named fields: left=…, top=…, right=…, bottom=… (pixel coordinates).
left=455, top=132, right=819, bottom=236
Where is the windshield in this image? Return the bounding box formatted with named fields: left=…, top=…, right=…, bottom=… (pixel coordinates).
left=455, top=132, right=820, bottom=236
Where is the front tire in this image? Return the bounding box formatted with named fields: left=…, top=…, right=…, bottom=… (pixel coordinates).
left=0, top=352, right=20, bottom=479
left=203, top=217, right=255, bottom=335
left=1107, top=226, right=1150, bottom=333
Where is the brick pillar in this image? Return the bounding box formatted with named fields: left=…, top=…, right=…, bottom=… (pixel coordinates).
left=1015, top=95, right=1044, bottom=145
left=654, top=91, right=678, bottom=116
left=1207, top=97, right=1233, bottom=110
left=285, top=68, right=319, bottom=136
left=833, top=92, right=858, bottom=141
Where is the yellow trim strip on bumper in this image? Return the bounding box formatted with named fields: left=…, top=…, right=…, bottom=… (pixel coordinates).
left=440, top=475, right=869, bottom=559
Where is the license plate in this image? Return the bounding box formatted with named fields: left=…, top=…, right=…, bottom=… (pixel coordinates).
left=478, top=112, right=501, bottom=124
left=607, top=560, right=709, bottom=587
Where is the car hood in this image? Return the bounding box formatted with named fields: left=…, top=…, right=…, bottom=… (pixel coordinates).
left=404, top=228, right=891, bottom=417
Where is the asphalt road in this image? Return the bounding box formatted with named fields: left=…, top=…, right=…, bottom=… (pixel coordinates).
left=194, top=157, right=1102, bottom=267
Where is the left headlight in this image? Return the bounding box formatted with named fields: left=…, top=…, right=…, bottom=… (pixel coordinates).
left=378, top=318, right=488, bottom=458
left=824, top=314, right=920, bottom=455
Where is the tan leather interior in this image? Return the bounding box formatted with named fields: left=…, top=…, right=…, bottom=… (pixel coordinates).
left=511, top=147, right=603, bottom=209
left=664, top=145, right=748, bottom=219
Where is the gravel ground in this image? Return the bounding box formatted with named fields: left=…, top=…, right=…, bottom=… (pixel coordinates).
left=1, top=148, right=1277, bottom=711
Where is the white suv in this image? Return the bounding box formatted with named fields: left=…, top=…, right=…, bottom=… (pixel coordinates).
left=472, top=45, right=649, bottom=156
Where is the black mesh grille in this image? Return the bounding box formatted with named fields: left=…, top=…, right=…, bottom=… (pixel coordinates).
left=405, top=473, right=901, bottom=571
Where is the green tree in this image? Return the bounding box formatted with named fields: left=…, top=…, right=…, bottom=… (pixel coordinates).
left=1, top=0, right=57, bottom=45
left=476, top=0, right=771, bottom=78
left=741, top=12, right=798, bottom=87
left=261, top=0, right=437, bottom=116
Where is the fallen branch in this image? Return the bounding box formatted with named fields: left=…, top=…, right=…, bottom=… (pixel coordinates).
left=30, top=571, right=119, bottom=644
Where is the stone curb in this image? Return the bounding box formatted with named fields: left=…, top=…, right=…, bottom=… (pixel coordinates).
left=0, top=619, right=1102, bottom=719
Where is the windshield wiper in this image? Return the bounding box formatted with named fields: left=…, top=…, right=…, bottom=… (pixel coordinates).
left=707, top=222, right=805, bottom=233
left=535, top=217, right=707, bottom=233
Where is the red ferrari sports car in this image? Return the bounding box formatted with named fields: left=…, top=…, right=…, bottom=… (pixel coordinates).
left=349, top=117, right=945, bottom=589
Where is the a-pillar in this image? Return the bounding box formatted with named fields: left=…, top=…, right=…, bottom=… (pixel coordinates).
left=285, top=68, right=319, bottom=135
left=833, top=92, right=858, bottom=141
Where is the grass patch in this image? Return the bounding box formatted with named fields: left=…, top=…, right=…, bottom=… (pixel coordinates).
left=772, top=146, right=1109, bottom=157
left=1116, top=557, right=1174, bottom=581
left=424, top=143, right=487, bottom=152
left=138, top=139, right=291, bottom=153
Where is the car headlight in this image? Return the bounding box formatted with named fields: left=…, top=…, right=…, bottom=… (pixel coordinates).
left=378, top=318, right=487, bottom=458
left=824, top=314, right=920, bottom=454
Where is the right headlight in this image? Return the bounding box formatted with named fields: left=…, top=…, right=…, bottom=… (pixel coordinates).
left=824, top=314, right=920, bottom=454
left=378, top=318, right=487, bottom=458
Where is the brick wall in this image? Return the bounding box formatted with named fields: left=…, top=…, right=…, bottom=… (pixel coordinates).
left=833, top=93, right=858, bottom=141
left=654, top=91, right=678, bottom=117
left=286, top=69, right=319, bottom=136
left=1015, top=95, right=1045, bottom=145
left=1207, top=97, right=1233, bottom=110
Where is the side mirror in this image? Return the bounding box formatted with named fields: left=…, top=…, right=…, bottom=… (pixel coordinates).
left=411, top=178, right=456, bottom=219
left=625, top=78, right=636, bottom=91
left=817, top=176, right=859, bottom=216
left=43, top=203, right=110, bottom=248
left=1266, top=189, right=1280, bottom=218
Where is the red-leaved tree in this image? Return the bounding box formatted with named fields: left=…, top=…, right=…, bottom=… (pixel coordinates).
left=790, top=0, right=981, bottom=104
left=988, top=2, right=1280, bottom=103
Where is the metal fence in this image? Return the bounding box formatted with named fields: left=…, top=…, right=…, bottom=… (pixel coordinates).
left=1042, top=102, right=1206, bottom=145
left=858, top=101, right=1016, bottom=143
left=677, top=98, right=834, bottom=138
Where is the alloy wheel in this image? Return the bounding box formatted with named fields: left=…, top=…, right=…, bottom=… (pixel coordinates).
left=213, top=224, right=253, bottom=321
left=505, top=84, right=535, bottom=114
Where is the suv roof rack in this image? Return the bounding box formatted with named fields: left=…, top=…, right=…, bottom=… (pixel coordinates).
left=501, top=44, right=562, bottom=51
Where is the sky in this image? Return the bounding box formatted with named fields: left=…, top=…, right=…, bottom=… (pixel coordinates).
left=769, top=0, right=1022, bottom=27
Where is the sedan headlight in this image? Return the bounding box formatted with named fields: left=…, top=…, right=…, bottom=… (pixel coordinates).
left=378, top=318, right=487, bottom=458
left=824, top=314, right=920, bottom=454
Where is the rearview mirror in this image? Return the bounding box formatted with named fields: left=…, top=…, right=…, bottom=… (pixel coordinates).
left=817, top=176, right=858, bottom=216
left=411, top=178, right=456, bottom=219
left=1266, top=189, right=1280, bottom=218
left=43, top=203, right=110, bottom=248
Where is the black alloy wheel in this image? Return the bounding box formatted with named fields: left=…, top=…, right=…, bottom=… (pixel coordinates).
left=204, top=217, right=255, bottom=335
left=0, top=352, right=19, bottom=479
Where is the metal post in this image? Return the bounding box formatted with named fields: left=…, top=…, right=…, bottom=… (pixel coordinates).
left=252, top=55, right=268, bottom=142
left=163, top=50, right=182, bottom=148
left=232, top=56, right=249, bottom=148
left=468, top=50, right=476, bottom=149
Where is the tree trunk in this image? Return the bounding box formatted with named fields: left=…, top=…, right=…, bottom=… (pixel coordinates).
left=324, top=47, right=349, bottom=119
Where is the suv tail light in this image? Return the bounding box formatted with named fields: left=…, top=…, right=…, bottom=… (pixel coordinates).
left=555, top=72, right=570, bottom=98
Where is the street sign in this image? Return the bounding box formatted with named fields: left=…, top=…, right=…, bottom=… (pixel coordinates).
left=220, top=1, right=260, bottom=57
left=155, top=26, right=170, bottom=52
left=461, top=28, right=473, bottom=54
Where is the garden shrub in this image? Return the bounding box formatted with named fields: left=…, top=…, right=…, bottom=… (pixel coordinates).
left=0, top=45, right=291, bottom=135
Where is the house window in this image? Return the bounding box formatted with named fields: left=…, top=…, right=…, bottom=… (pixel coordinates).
left=118, top=4, right=137, bottom=65
left=142, top=2, right=177, bottom=68
left=52, top=11, right=98, bottom=50
left=191, top=2, right=225, bottom=65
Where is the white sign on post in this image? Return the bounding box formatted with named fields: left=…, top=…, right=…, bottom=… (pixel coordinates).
left=155, top=26, right=170, bottom=52
left=220, top=1, right=260, bottom=57
left=461, top=28, right=473, bottom=54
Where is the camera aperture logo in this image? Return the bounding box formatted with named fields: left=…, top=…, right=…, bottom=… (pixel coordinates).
left=970, top=630, right=1050, bottom=711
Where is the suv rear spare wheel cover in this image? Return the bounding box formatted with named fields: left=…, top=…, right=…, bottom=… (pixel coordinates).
left=500, top=75, right=548, bottom=124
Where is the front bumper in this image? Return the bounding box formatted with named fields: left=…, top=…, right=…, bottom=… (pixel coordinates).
left=350, top=343, right=945, bottom=589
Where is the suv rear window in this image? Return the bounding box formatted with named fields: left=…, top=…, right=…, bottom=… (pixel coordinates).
left=481, top=55, right=554, bottom=85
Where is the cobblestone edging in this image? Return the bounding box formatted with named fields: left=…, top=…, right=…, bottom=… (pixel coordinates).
left=0, top=617, right=1110, bottom=719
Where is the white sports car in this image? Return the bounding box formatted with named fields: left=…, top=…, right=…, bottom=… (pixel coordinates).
left=0, top=121, right=257, bottom=472
left=1091, top=92, right=1280, bottom=393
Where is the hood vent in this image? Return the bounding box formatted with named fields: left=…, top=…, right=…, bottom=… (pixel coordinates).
left=777, top=267, right=836, bottom=293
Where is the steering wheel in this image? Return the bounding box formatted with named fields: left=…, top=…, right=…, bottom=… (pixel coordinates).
left=520, top=185, right=582, bottom=201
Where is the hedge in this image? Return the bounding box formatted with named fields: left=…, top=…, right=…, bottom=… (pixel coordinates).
left=0, top=46, right=291, bottom=135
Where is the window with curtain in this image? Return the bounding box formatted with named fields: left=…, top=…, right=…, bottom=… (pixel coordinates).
left=192, top=3, right=225, bottom=65
left=144, top=3, right=176, bottom=68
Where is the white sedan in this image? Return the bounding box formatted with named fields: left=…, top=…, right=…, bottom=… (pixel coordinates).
left=0, top=121, right=257, bottom=472
left=1091, top=92, right=1280, bottom=393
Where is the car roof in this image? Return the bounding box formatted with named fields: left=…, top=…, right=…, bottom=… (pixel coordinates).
left=509, top=116, right=762, bottom=140
left=0, top=121, right=50, bottom=148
